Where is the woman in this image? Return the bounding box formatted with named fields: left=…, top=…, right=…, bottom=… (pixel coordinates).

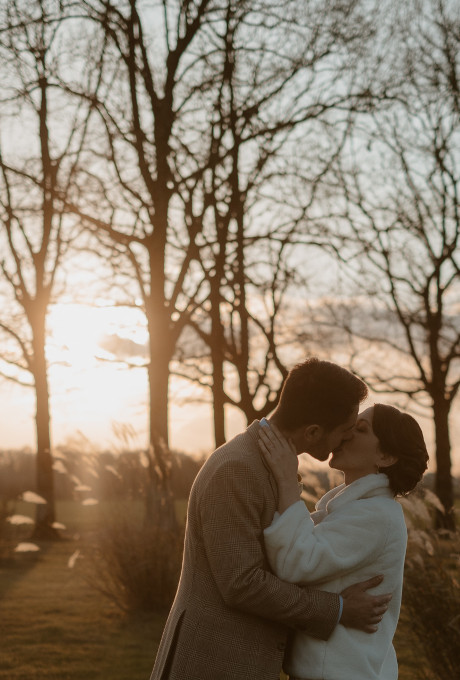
left=259, top=404, right=428, bottom=680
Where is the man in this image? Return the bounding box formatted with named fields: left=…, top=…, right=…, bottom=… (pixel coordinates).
left=150, top=358, right=391, bottom=680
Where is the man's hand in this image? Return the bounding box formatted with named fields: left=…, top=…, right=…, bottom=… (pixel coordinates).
left=340, top=576, right=392, bottom=633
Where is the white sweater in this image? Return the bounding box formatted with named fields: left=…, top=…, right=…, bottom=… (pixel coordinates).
left=264, top=474, right=407, bottom=680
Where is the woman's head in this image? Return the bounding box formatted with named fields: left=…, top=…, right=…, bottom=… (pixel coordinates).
left=329, top=404, right=429, bottom=495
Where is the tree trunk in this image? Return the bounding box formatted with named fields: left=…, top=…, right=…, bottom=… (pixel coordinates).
left=209, top=266, right=227, bottom=448
left=432, top=398, right=455, bottom=530
left=31, top=322, right=58, bottom=540
left=145, top=311, right=177, bottom=531
left=147, top=334, right=170, bottom=449
left=211, top=352, right=226, bottom=449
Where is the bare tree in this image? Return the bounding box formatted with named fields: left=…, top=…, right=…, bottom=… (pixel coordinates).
left=176, top=0, right=387, bottom=446
left=65, top=0, right=375, bottom=510
left=0, top=0, right=103, bottom=537
left=318, top=0, right=460, bottom=528
left=60, top=0, right=232, bottom=527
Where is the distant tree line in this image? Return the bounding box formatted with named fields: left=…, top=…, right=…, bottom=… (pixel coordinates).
left=0, top=0, right=458, bottom=535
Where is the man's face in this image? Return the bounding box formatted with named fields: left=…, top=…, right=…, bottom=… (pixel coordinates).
left=329, top=407, right=383, bottom=477
left=308, top=405, right=359, bottom=461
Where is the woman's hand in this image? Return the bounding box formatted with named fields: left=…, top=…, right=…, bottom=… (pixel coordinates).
left=258, top=421, right=301, bottom=513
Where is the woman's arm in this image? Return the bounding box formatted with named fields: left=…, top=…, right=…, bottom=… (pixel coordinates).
left=258, top=423, right=393, bottom=584
left=264, top=498, right=391, bottom=585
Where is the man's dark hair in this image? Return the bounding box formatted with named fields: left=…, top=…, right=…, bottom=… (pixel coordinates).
left=272, top=357, right=368, bottom=431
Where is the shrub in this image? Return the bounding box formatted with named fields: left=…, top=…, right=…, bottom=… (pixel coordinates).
left=401, top=493, right=460, bottom=679
left=85, top=505, right=184, bottom=613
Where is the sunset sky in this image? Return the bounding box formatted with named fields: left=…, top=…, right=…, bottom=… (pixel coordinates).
left=1, top=301, right=458, bottom=474
left=0, top=302, right=246, bottom=456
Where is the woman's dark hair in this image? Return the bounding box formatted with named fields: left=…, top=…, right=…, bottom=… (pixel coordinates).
left=273, top=357, right=368, bottom=431
left=372, top=404, right=429, bottom=496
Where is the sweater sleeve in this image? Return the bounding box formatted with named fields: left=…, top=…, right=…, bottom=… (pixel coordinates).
left=263, top=499, right=389, bottom=585
left=199, top=459, right=340, bottom=638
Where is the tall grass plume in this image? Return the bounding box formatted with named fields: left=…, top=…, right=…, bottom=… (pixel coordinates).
left=85, top=504, right=184, bottom=613
left=400, top=489, right=460, bottom=678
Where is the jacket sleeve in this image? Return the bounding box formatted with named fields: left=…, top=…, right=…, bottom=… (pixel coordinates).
left=198, top=458, right=340, bottom=639
left=264, top=499, right=390, bottom=585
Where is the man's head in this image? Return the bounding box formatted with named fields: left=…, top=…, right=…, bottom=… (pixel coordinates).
left=271, top=357, right=368, bottom=460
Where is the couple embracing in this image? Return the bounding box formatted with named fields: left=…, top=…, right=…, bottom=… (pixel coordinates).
left=150, top=358, right=428, bottom=680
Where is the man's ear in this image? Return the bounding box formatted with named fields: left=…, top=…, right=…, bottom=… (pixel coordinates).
left=303, top=424, right=324, bottom=444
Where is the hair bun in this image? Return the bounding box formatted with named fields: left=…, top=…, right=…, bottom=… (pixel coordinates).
left=373, top=405, right=429, bottom=496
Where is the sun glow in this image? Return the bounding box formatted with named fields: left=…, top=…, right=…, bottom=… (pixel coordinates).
left=40, top=302, right=219, bottom=454
left=41, top=302, right=150, bottom=448
left=47, top=303, right=126, bottom=367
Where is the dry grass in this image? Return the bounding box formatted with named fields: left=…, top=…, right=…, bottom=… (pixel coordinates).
left=400, top=530, right=460, bottom=679
left=84, top=502, right=185, bottom=612
left=395, top=491, right=460, bottom=679
left=0, top=537, right=429, bottom=680
left=0, top=537, right=163, bottom=679
left=1, top=494, right=458, bottom=679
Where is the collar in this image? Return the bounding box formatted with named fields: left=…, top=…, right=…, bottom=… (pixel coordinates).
left=316, top=473, right=393, bottom=515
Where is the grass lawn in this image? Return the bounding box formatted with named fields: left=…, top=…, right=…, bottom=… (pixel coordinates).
left=0, top=499, right=436, bottom=679
left=0, top=539, right=164, bottom=680
left=0, top=500, right=171, bottom=680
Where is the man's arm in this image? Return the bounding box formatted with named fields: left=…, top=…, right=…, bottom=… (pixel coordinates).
left=198, top=458, right=388, bottom=638
left=199, top=457, right=339, bottom=639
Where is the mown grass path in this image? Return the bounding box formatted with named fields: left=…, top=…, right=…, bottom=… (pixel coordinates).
left=0, top=504, right=164, bottom=680
left=0, top=538, right=165, bottom=679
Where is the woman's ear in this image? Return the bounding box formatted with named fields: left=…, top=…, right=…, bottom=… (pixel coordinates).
left=378, top=452, right=398, bottom=469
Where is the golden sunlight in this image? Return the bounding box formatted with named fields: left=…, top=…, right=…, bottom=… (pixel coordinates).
left=41, top=302, right=220, bottom=454
left=46, top=302, right=148, bottom=368
left=47, top=303, right=109, bottom=368
left=39, top=302, right=151, bottom=449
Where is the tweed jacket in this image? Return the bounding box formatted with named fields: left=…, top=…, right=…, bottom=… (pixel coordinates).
left=149, top=421, right=340, bottom=680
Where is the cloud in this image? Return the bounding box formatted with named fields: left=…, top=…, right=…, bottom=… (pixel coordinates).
left=98, top=334, right=148, bottom=360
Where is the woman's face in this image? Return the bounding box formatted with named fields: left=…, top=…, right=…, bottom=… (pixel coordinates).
left=329, top=406, right=389, bottom=483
